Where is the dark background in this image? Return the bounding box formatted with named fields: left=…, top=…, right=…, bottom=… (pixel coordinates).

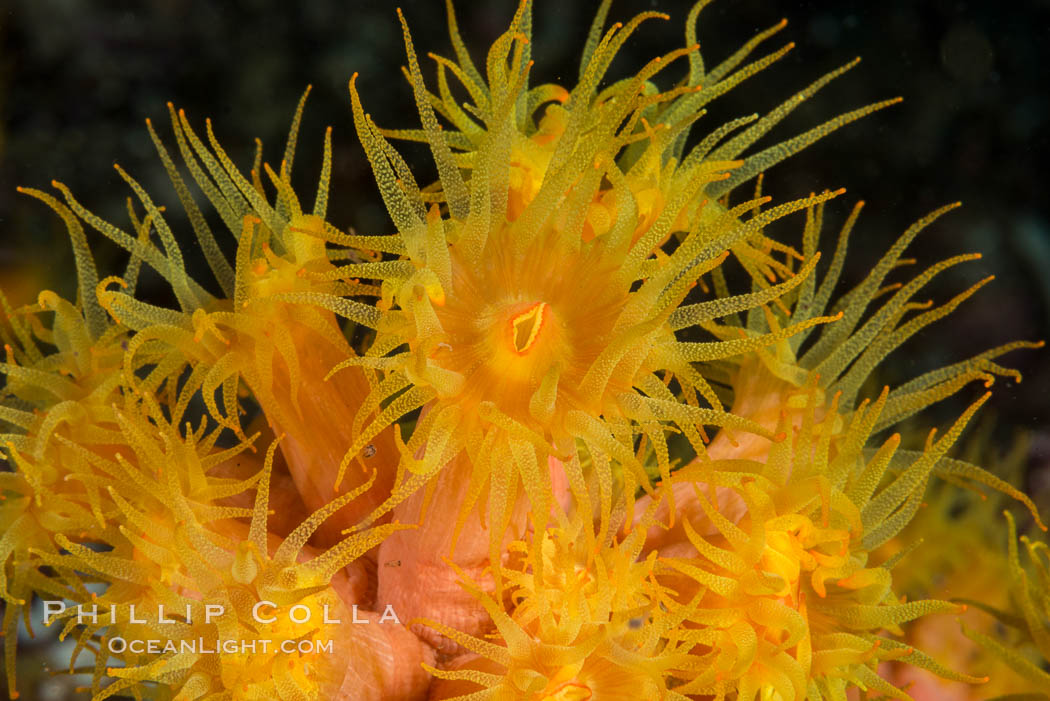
left=1, top=0, right=1048, bottom=695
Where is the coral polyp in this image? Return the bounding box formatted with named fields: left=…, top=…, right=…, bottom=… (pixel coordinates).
left=1, top=1, right=1046, bottom=700
left=345, top=0, right=859, bottom=562
left=424, top=503, right=688, bottom=701
left=656, top=387, right=996, bottom=700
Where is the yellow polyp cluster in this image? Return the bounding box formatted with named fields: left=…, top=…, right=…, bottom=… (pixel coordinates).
left=344, top=0, right=867, bottom=578
left=869, top=429, right=1041, bottom=698
left=0, top=273, right=140, bottom=698
left=29, top=90, right=408, bottom=543
left=1, top=94, right=417, bottom=696
left=647, top=384, right=995, bottom=700
left=3, top=0, right=1049, bottom=699
left=34, top=405, right=412, bottom=701
left=422, top=502, right=691, bottom=701
left=689, top=195, right=1048, bottom=523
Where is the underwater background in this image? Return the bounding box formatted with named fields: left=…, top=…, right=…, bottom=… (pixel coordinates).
left=1, top=0, right=1049, bottom=698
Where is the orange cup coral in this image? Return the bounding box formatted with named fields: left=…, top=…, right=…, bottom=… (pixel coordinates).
left=1, top=1, right=1047, bottom=700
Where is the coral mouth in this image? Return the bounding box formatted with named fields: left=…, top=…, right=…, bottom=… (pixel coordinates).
left=510, top=301, right=549, bottom=355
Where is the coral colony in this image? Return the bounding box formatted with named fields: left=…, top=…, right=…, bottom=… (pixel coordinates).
left=1, top=1, right=1048, bottom=700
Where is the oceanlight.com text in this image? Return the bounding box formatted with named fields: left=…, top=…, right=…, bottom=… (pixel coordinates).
left=41, top=601, right=404, bottom=655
